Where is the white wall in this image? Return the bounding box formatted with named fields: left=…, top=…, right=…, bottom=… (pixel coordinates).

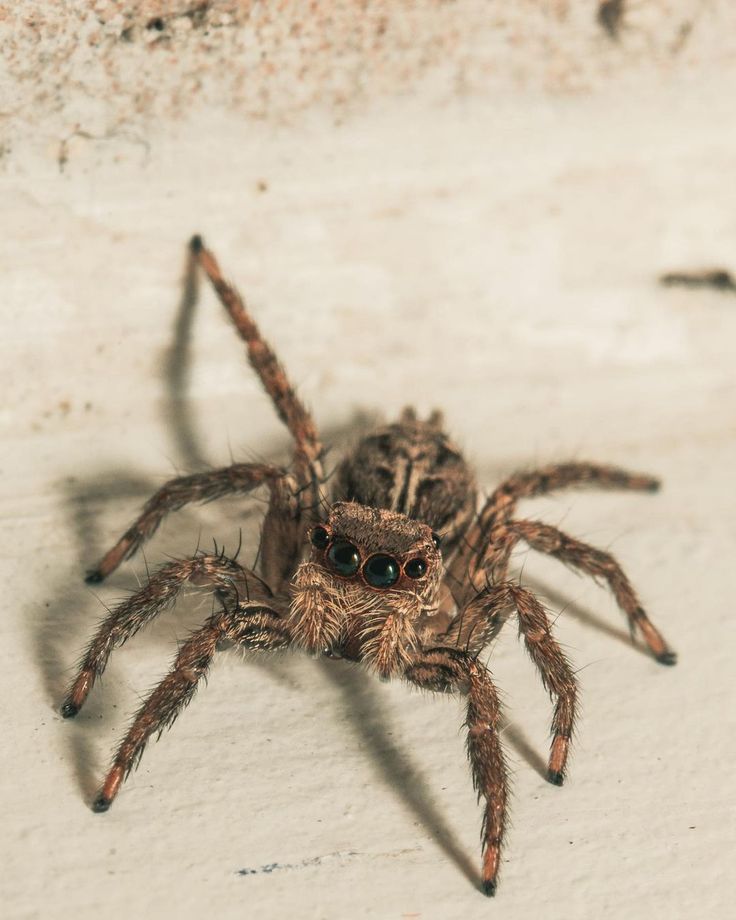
left=2, top=4, right=735, bottom=918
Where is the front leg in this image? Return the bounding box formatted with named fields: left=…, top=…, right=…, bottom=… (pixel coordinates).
left=440, top=583, right=578, bottom=786
left=191, top=236, right=323, bottom=470
left=405, top=647, right=507, bottom=896
left=92, top=603, right=291, bottom=812
left=62, top=553, right=271, bottom=717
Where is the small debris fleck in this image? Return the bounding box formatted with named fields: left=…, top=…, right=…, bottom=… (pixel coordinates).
left=660, top=269, right=736, bottom=292
left=598, top=0, right=625, bottom=40
left=237, top=849, right=358, bottom=877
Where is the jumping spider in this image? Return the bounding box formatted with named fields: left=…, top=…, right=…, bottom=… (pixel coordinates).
left=62, top=236, right=676, bottom=896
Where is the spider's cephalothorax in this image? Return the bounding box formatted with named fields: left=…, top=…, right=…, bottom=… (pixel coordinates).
left=290, top=501, right=443, bottom=676
left=62, top=236, right=676, bottom=898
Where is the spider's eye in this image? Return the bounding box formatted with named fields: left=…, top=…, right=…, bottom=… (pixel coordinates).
left=405, top=558, right=427, bottom=579
left=431, top=532, right=442, bottom=549
left=327, top=541, right=360, bottom=576
left=364, top=554, right=400, bottom=588
left=310, top=526, right=330, bottom=549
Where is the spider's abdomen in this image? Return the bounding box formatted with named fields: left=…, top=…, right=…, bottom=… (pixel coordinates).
left=333, top=409, right=476, bottom=553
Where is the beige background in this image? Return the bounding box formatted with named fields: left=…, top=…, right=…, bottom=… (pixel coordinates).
left=2, top=3, right=735, bottom=919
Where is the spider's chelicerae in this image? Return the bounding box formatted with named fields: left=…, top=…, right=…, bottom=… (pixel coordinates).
left=62, top=236, right=676, bottom=897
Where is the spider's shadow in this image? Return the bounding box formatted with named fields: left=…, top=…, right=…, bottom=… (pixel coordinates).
left=319, top=659, right=479, bottom=887
left=527, top=576, right=651, bottom=660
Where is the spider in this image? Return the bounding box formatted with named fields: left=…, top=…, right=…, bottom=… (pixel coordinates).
left=62, top=236, right=676, bottom=897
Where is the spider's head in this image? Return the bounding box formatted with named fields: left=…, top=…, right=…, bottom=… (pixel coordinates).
left=289, top=502, right=444, bottom=677
left=310, top=502, right=443, bottom=593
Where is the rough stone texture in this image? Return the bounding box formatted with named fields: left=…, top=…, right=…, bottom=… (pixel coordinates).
left=2, top=0, right=736, bottom=163
left=2, top=3, right=735, bottom=920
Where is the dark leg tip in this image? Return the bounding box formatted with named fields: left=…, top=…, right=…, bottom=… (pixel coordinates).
left=60, top=700, right=79, bottom=719
left=547, top=769, right=565, bottom=786
left=92, top=795, right=111, bottom=813
left=656, top=650, right=678, bottom=666
left=482, top=879, right=497, bottom=898
left=189, top=234, right=204, bottom=253
left=84, top=569, right=104, bottom=585
left=646, top=480, right=661, bottom=493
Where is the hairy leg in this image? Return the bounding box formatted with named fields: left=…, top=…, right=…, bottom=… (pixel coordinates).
left=447, top=461, right=660, bottom=604
left=440, top=583, right=578, bottom=785
left=503, top=583, right=577, bottom=785
left=63, top=553, right=272, bottom=717
left=489, top=519, right=676, bottom=665
left=86, top=462, right=288, bottom=583
left=405, top=647, right=506, bottom=896
left=92, top=603, right=291, bottom=812
left=191, top=236, right=323, bottom=471
left=485, top=461, right=659, bottom=526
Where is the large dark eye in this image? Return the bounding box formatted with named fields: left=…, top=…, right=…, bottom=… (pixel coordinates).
left=310, top=526, right=329, bottom=549
left=364, top=554, right=400, bottom=588
left=327, top=541, right=360, bottom=576
left=431, top=532, right=442, bottom=549
left=405, top=558, right=427, bottom=579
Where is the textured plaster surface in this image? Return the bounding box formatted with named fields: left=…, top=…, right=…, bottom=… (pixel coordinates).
left=2, top=4, right=736, bottom=920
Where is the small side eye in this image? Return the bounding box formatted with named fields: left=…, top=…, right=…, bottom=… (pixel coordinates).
left=364, top=554, right=400, bottom=588
left=405, top=558, right=427, bottom=579
left=310, top=526, right=330, bottom=549
left=431, top=532, right=442, bottom=549
left=327, top=541, right=361, bottom=576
